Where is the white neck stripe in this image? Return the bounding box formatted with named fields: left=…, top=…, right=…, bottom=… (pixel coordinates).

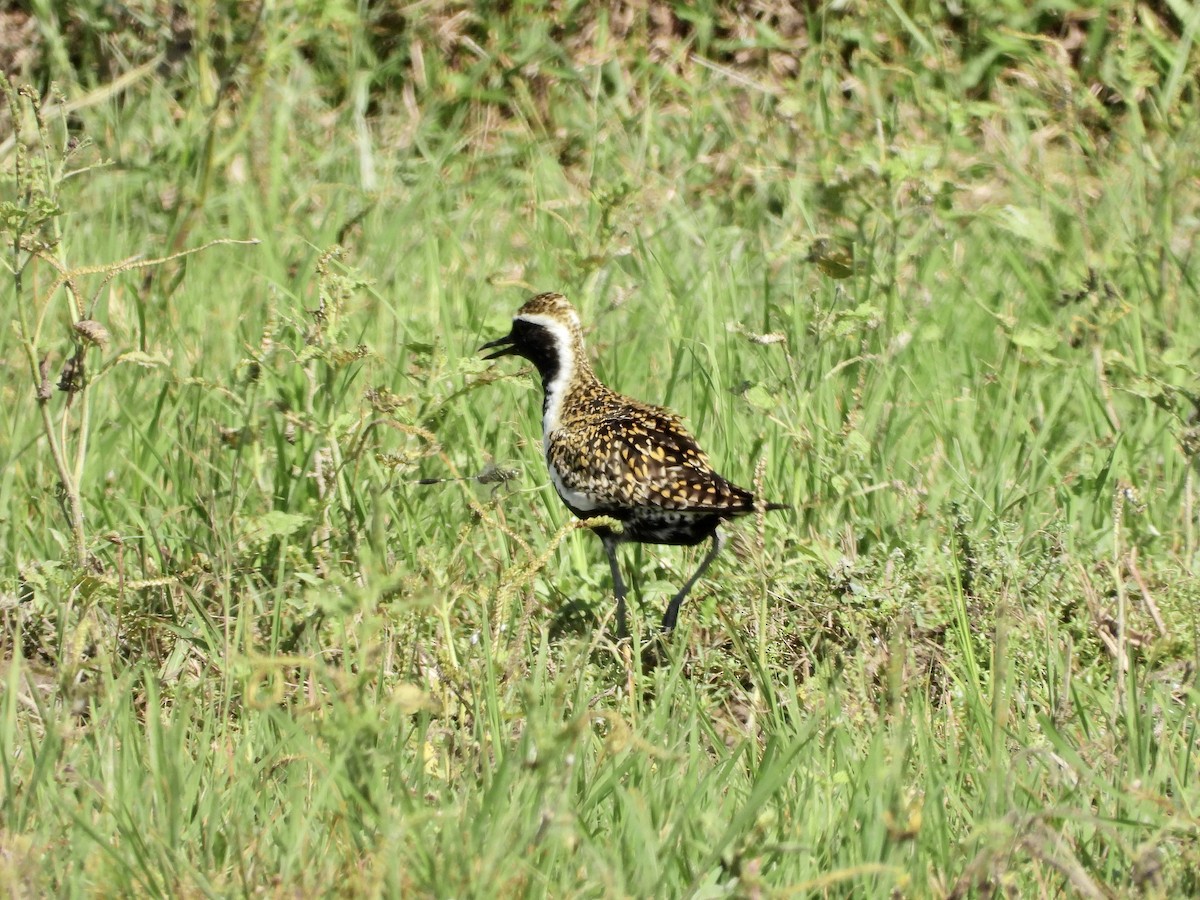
left=515, top=314, right=576, bottom=445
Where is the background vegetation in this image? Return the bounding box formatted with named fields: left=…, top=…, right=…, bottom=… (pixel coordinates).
left=3, top=1, right=1199, bottom=895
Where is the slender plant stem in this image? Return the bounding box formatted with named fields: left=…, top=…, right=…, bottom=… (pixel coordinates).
left=5, top=84, right=90, bottom=569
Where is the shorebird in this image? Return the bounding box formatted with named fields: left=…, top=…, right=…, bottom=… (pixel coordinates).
left=481, top=292, right=785, bottom=636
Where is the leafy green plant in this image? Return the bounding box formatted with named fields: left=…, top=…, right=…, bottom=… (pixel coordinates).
left=1, top=75, right=255, bottom=569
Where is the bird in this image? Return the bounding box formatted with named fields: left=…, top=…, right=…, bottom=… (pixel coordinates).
left=480, top=291, right=786, bottom=637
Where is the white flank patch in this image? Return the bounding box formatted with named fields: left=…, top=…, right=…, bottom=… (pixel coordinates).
left=513, top=313, right=576, bottom=448
left=549, top=460, right=599, bottom=511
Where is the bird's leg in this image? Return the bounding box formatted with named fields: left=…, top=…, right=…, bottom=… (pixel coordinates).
left=601, top=535, right=629, bottom=640
left=661, top=529, right=726, bottom=633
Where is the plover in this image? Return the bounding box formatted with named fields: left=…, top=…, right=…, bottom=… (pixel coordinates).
left=481, top=292, right=784, bottom=636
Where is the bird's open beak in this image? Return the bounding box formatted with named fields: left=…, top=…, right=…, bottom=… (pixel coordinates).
left=479, top=331, right=517, bottom=360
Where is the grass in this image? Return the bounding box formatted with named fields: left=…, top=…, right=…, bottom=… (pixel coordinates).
left=2, top=1, right=1200, bottom=895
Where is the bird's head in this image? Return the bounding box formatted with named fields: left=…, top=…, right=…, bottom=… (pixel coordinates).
left=480, top=292, right=584, bottom=383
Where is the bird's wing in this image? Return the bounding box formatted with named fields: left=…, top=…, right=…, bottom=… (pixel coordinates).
left=548, top=408, right=755, bottom=513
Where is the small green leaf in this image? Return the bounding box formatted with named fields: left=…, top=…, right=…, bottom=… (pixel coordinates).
left=242, top=511, right=309, bottom=543
left=832, top=303, right=881, bottom=337
left=1008, top=325, right=1062, bottom=365
left=1161, top=347, right=1193, bottom=370
left=1010, top=327, right=1058, bottom=353
left=845, top=429, right=871, bottom=458
left=742, top=384, right=777, bottom=411
left=458, top=356, right=490, bottom=375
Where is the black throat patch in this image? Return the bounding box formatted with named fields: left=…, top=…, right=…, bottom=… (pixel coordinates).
left=509, top=319, right=565, bottom=398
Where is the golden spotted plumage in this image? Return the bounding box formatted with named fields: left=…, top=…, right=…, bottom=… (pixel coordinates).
left=481, top=291, right=785, bottom=635
left=547, top=396, right=755, bottom=517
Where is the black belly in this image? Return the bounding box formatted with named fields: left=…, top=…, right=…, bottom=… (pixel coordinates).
left=560, top=500, right=724, bottom=547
